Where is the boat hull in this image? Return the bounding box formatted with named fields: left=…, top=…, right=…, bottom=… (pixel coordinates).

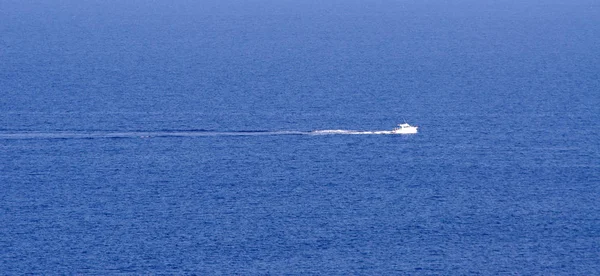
left=392, top=127, right=418, bottom=134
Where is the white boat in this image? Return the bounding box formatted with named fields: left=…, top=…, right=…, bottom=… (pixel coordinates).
left=392, top=123, right=418, bottom=134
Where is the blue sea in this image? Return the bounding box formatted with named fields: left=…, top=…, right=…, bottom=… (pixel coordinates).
left=1, top=0, right=599, bottom=274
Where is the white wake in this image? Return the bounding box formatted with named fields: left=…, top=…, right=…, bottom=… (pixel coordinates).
left=0, top=129, right=401, bottom=140
left=310, top=130, right=394, bottom=135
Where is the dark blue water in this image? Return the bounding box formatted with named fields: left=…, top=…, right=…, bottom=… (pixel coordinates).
left=2, top=0, right=599, bottom=274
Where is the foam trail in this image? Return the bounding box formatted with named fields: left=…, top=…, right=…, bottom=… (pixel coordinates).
left=0, top=129, right=397, bottom=140
left=310, top=130, right=394, bottom=135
